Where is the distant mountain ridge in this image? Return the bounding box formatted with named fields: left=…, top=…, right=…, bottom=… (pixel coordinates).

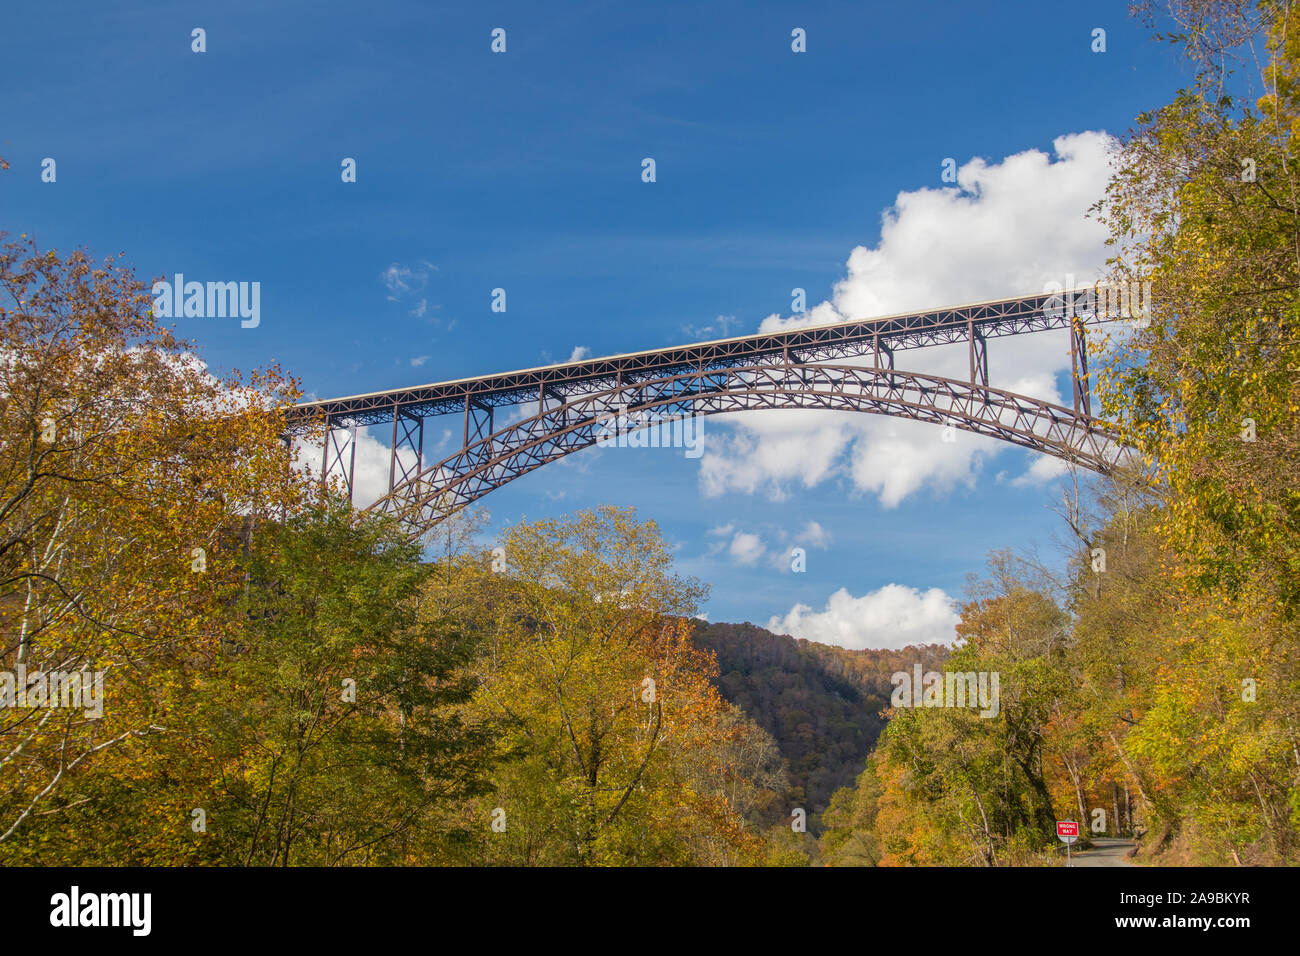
left=692, top=620, right=948, bottom=824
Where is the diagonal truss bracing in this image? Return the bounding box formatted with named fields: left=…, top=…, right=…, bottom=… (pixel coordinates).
left=369, top=363, right=1128, bottom=538
left=286, top=290, right=1108, bottom=427
left=286, top=289, right=1134, bottom=538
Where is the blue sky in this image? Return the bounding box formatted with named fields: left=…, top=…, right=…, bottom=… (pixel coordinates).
left=2, top=1, right=1192, bottom=646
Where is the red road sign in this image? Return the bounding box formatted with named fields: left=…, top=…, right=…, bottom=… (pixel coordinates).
left=1056, top=821, right=1079, bottom=842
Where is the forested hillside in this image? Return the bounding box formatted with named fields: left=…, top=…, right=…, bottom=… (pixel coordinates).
left=694, top=621, right=945, bottom=825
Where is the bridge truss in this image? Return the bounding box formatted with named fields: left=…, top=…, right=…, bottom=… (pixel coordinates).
left=285, top=289, right=1131, bottom=538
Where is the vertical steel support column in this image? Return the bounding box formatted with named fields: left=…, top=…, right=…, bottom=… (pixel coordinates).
left=388, top=406, right=424, bottom=494
left=613, top=370, right=624, bottom=434
left=463, top=398, right=495, bottom=465
left=321, top=414, right=358, bottom=501
left=540, top=385, right=566, bottom=428
left=968, top=318, right=975, bottom=385
left=347, top=420, right=358, bottom=503
left=390, top=406, right=400, bottom=492
left=874, top=334, right=895, bottom=392
left=1070, top=318, right=1091, bottom=417
left=782, top=344, right=798, bottom=391
left=320, top=412, right=332, bottom=493
left=968, top=319, right=988, bottom=387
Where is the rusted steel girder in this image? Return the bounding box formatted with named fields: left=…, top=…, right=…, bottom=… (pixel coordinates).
left=367, top=361, right=1127, bottom=539
left=286, top=290, right=1108, bottom=430
left=292, top=289, right=1132, bottom=525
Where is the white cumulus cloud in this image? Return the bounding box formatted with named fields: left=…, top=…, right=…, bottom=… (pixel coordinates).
left=704, top=131, right=1118, bottom=507
left=797, top=520, right=831, bottom=549
left=728, top=531, right=765, bottom=566
left=766, top=584, right=961, bottom=650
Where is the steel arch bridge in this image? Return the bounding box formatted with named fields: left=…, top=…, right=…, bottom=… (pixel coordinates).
left=285, top=289, right=1133, bottom=539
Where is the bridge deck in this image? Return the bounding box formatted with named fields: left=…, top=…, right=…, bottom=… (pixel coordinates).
left=287, top=289, right=1111, bottom=428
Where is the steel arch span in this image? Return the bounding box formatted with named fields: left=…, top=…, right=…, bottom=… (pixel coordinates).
left=364, top=362, right=1125, bottom=537
left=284, top=289, right=1137, bottom=539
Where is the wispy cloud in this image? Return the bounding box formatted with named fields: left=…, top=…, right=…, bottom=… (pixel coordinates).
left=681, top=314, right=739, bottom=340
left=380, top=261, right=438, bottom=313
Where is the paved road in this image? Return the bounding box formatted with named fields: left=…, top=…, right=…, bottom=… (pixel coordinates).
left=1069, top=837, right=1136, bottom=867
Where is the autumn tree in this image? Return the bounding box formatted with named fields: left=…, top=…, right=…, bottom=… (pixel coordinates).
left=194, top=503, right=495, bottom=865
left=453, top=506, right=779, bottom=865
left=1092, top=0, right=1300, bottom=861
left=0, top=234, right=312, bottom=856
